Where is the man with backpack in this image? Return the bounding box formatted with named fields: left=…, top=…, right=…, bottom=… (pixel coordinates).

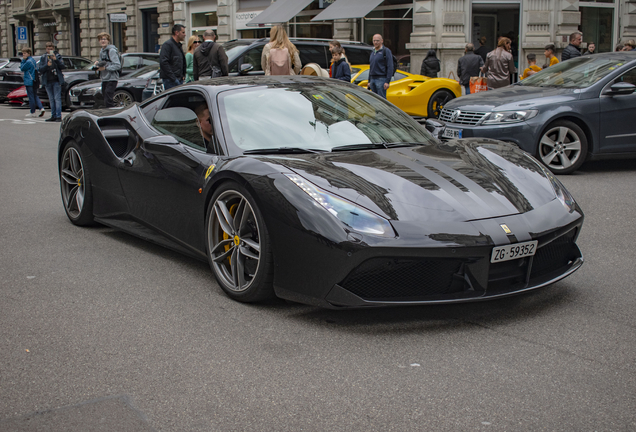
left=94, top=32, right=121, bottom=108
left=193, top=29, right=228, bottom=80
left=367, top=34, right=394, bottom=99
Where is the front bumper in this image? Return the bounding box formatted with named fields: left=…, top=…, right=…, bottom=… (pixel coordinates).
left=442, top=119, right=543, bottom=154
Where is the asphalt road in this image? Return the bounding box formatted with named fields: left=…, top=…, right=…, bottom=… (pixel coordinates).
left=1, top=104, right=635, bottom=431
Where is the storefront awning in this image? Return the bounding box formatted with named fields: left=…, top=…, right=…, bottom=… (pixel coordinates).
left=310, top=0, right=384, bottom=22
left=246, top=0, right=315, bottom=26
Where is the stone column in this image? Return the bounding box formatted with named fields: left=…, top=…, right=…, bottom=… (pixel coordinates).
left=157, top=0, right=172, bottom=46
left=406, top=0, right=438, bottom=74
left=217, top=0, right=233, bottom=42
left=52, top=11, right=70, bottom=55
left=556, top=0, right=580, bottom=49
left=79, top=0, right=107, bottom=58
left=621, top=0, right=636, bottom=41
left=0, top=1, right=8, bottom=56
left=125, top=0, right=138, bottom=52
left=27, top=13, right=47, bottom=53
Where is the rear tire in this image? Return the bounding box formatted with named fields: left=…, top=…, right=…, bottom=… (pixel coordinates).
left=113, top=90, right=134, bottom=108
left=205, top=182, right=274, bottom=303
left=60, top=141, right=94, bottom=226
left=427, top=89, right=455, bottom=119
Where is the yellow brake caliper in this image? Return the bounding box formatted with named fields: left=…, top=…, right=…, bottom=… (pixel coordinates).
left=222, top=203, right=238, bottom=264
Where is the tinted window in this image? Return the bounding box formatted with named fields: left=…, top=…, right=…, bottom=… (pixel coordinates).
left=141, top=96, right=165, bottom=124
left=353, top=69, right=369, bottom=85
left=236, top=46, right=264, bottom=73
left=297, top=45, right=328, bottom=68
left=392, top=72, right=407, bottom=81
left=72, top=58, right=93, bottom=70
left=344, top=48, right=371, bottom=65
left=616, top=67, right=636, bottom=86
left=63, top=58, right=73, bottom=69
left=122, top=56, right=139, bottom=73
left=141, top=55, right=159, bottom=66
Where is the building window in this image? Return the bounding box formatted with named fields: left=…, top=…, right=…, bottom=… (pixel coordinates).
left=580, top=6, right=615, bottom=52
left=192, top=11, right=218, bottom=28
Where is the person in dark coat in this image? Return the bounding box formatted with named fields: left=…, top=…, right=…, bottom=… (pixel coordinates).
left=420, top=50, right=440, bottom=77
left=561, top=32, right=583, bottom=61
left=193, top=29, right=228, bottom=80
left=474, top=36, right=488, bottom=62
left=331, top=46, right=351, bottom=82
left=457, top=43, right=483, bottom=94
left=160, top=24, right=187, bottom=90
left=39, top=41, right=65, bottom=120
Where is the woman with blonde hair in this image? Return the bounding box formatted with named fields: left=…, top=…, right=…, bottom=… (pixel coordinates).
left=261, top=26, right=301, bottom=75
left=185, top=35, right=200, bottom=82
left=482, top=36, right=516, bottom=89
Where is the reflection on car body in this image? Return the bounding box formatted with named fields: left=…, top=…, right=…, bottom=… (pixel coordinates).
left=58, top=76, right=584, bottom=309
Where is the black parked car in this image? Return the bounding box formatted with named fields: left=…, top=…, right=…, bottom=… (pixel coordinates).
left=58, top=76, right=584, bottom=308
left=70, top=64, right=160, bottom=109
left=38, top=52, right=160, bottom=110
left=222, top=38, right=373, bottom=76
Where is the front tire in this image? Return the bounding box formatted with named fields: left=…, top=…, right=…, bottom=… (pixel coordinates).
left=206, top=182, right=274, bottom=302
left=60, top=141, right=94, bottom=226
left=537, top=120, right=588, bottom=174
left=427, top=89, right=455, bottom=119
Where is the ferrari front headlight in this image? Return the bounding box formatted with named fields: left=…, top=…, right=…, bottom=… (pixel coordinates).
left=285, top=174, right=395, bottom=237
left=481, top=110, right=538, bottom=124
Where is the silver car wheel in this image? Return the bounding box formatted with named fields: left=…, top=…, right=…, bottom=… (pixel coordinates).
left=208, top=189, right=261, bottom=293
left=539, top=125, right=583, bottom=172
left=113, top=91, right=134, bottom=107
left=60, top=147, right=85, bottom=219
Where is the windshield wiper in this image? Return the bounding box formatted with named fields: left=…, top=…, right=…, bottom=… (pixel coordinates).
left=331, top=142, right=419, bottom=152
left=243, top=147, right=327, bottom=155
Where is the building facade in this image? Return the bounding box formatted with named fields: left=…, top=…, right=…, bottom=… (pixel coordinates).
left=1, top=0, right=634, bottom=77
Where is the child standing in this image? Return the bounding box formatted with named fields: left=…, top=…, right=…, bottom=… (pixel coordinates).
left=521, top=53, right=542, bottom=79
left=331, top=47, right=351, bottom=82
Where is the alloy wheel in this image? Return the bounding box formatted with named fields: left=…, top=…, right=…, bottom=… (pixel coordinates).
left=60, top=147, right=85, bottom=219
left=539, top=125, right=583, bottom=172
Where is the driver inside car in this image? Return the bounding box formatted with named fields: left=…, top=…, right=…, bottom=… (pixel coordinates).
left=194, top=104, right=213, bottom=147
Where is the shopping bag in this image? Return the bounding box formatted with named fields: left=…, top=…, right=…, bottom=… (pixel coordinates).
left=470, top=76, right=488, bottom=93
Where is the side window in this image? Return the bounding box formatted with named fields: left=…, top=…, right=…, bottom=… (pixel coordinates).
left=141, top=55, right=159, bottom=66
left=63, top=58, right=74, bottom=69
left=617, top=67, right=636, bottom=86
left=150, top=92, right=212, bottom=152
left=74, top=58, right=93, bottom=70
left=344, top=48, right=371, bottom=66
left=298, top=45, right=328, bottom=68
left=392, top=71, right=407, bottom=82
left=353, top=69, right=369, bottom=85
left=121, top=56, right=139, bottom=73
left=141, top=96, right=165, bottom=124
left=240, top=46, right=264, bottom=73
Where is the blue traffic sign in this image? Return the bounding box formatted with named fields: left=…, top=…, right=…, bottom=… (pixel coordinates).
left=17, top=26, right=28, bottom=43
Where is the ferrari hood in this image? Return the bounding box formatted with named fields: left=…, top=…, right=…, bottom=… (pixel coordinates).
left=268, top=140, right=557, bottom=223
left=444, top=85, right=580, bottom=111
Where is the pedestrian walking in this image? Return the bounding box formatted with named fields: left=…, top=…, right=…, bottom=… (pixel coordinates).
left=20, top=47, right=45, bottom=118
left=39, top=41, right=65, bottom=121
left=261, top=26, right=301, bottom=76
left=561, top=32, right=583, bottom=61
left=521, top=53, right=542, bottom=79
left=543, top=44, right=559, bottom=68
left=367, top=34, right=394, bottom=99
left=160, top=24, right=186, bottom=90
left=420, top=49, right=441, bottom=78
left=583, top=42, right=595, bottom=55
left=193, top=30, right=229, bottom=80
left=331, top=46, right=351, bottom=82
left=185, top=36, right=199, bottom=83
left=94, top=33, right=121, bottom=108
left=474, top=36, right=488, bottom=62
left=457, top=43, right=483, bottom=94
left=482, top=37, right=516, bottom=90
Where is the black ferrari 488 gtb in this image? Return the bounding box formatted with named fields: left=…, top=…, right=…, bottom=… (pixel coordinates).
left=58, top=76, right=584, bottom=308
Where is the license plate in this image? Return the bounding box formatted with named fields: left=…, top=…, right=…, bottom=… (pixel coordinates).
left=491, top=240, right=538, bottom=263
left=0, top=76, right=3, bottom=80
left=443, top=127, right=462, bottom=139
left=70, top=96, right=79, bottom=102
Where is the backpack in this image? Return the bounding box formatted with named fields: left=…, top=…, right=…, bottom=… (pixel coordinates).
left=104, top=47, right=123, bottom=71
left=383, top=49, right=398, bottom=73
left=270, top=47, right=291, bottom=75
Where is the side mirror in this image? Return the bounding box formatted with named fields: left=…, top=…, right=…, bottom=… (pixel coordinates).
left=606, top=82, right=636, bottom=96
left=424, top=118, right=446, bottom=140
left=357, top=80, right=369, bottom=88
left=239, top=63, right=254, bottom=75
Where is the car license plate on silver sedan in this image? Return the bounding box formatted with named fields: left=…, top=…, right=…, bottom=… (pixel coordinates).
left=442, top=127, right=462, bottom=139
left=491, top=240, right=538, bottom=263
left=70, top=96, right=79, bottom=102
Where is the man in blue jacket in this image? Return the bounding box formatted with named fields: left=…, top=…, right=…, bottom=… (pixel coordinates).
left=39, top=41, right=65, bottom=122
left=367, top=34, right=394, bottom=99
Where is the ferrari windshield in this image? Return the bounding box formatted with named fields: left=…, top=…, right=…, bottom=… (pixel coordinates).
left=518, top=56, right=627, bottom=89
left=218, top=83, right=434, bottom=152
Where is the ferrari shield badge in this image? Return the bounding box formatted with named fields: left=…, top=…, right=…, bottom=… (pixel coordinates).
left=500, top=224, right=512, bottom=234
left=205, top=164, right=215, bottom=179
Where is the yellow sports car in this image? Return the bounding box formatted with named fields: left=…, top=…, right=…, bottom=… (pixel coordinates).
left=350, top=65, right=461, bottom=118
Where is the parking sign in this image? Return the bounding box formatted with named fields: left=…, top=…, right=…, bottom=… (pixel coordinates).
left=17, top=26, right=28, bottom=43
